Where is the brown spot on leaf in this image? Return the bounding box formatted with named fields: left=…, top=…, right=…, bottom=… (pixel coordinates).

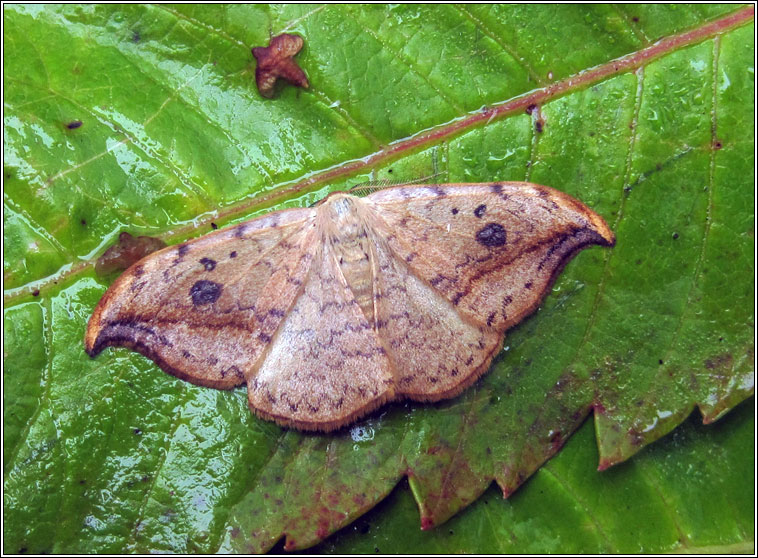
left=251, top=33, right=309, bottom=98
left=95, top=232, right=167, bottom=276
left=704, top=353, right=733, bottom=370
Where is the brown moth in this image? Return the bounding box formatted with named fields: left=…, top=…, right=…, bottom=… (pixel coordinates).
left=85, top=182, right=614, bottom=431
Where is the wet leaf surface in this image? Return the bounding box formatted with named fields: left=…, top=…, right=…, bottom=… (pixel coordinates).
left=3, top=4, right=753, bottom=553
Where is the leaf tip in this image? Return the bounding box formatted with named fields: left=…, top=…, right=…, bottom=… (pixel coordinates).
left=420, top=516, right=435, bottom=531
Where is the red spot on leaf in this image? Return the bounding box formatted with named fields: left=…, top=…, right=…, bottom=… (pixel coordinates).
left=628, top=428, right=644, bottom=446
left=352, top=493, right=367, bottom=507
left=597, top=459, right=612, bottom=471
left=326, top=491, right=341, bottom=507
left=550, top=431, right=564, bottom=451
left=316, top=521, right=330, bottom=540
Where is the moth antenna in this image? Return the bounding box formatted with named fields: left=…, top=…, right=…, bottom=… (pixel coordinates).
left=348, top=172, right=446, bottom=197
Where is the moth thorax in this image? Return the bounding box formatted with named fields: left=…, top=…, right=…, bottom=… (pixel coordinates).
left=323, top=195, right=376, bottom=327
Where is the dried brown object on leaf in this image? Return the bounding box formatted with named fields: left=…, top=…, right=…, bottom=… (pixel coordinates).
left=95, top=232, right=167, bottom=276
left=85, top=183, right=614, bottom=431
left=251, top=33, right=309, bottom=98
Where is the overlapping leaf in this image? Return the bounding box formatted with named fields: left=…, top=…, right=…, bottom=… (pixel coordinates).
left=3, top=4, right=754, bottom=553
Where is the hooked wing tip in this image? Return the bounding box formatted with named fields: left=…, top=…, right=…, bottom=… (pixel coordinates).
left=84, top=319, right=101, bottom=357
left=591, top=214, right=615, bottom=248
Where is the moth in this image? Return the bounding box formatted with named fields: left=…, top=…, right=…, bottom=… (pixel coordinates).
left=85, top=182, right=614, bottom=431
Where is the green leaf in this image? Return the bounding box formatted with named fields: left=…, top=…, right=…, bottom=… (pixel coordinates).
left=3, top=4, right=754, bottom=553
left=317, top=401, right=755, bottom=554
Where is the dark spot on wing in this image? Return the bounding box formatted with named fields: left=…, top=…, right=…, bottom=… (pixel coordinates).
left=451, top=207, right=459, bottom=215
left=490, top=183, right=508, bottom=200
left=199, top=257, right=216, bottom=271
left=66, top=120, right=83, bottom=130
left=229, top=251, right=237, bottom=258
left=474, top=204, right=487, bottom=218
left=475, top=223, right=507, bottom=248
left=428, top=186, right=445, bottom=198
left=190, top=280, right=222, bottom=306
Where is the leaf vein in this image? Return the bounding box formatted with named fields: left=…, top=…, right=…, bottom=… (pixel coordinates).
left=452, top=5, right=545, bottom=86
